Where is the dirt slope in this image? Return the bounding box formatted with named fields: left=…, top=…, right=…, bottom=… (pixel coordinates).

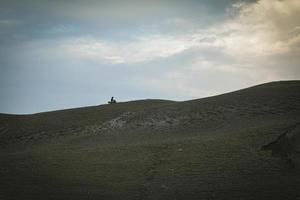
left=0, top=81, right=300, bottom=200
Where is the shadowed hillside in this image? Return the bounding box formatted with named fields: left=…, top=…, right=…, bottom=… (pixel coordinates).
left=0, top=81, right=300, bottom=200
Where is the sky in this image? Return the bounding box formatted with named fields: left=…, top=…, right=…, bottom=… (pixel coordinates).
left=0, top=0, right=300, bottom=114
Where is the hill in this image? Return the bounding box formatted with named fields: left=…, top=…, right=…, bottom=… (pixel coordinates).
left=0, top=81, right=300, bottom=200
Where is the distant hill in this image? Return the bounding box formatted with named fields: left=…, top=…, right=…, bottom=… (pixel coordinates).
left=1, top=81, right=300, bottom=200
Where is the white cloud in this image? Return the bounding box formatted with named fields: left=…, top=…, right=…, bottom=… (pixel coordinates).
left=66, top=35, right=196, bottom=64
left=3, top=0, right=300, bottom=113
left=217, top=0, right=300, bottom=58
left=130, top=0, right=300, bottom=98
left=15, top=0, right=300, bottom=99
left=61, top=0, right=300, bottom=67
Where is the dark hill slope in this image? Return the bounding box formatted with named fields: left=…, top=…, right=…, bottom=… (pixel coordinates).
left=0, top=81, right=300, bottom=200
left=0, top=99, right=175, bottom=147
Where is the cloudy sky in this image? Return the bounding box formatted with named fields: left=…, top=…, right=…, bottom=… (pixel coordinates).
left=1, top=0, right=299, bottom=114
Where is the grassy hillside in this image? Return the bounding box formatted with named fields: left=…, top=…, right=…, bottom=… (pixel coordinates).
left=0, top=81, right=300, bottom=200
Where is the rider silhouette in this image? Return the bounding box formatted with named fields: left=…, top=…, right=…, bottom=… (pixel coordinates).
left=109, top=97, right=116, bottom=104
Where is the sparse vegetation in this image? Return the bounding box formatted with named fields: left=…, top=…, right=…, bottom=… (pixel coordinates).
left=0, top=81, right=300, bottom=200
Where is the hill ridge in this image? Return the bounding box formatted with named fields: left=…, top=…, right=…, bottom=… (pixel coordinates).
left=1, top=80, right=300, bottom=200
